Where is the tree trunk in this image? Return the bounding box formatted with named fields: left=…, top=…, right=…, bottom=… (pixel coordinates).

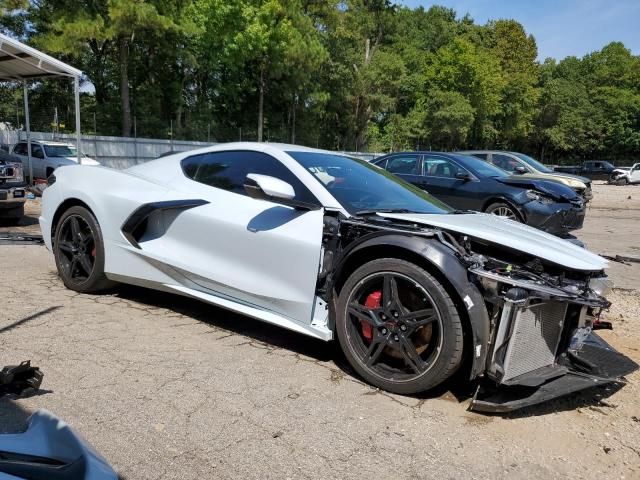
left=258, top=66, right=265, bottom=142
left=119, top=37, right=132, bottom=137
left=291, top=94, right=297, bottom=144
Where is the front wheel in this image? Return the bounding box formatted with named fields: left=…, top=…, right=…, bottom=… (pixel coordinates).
left=335, top=258, right=464, bottom=395
left=53, top=205, right=115, bottom=293
left=485, top=202, right=521, bottom=222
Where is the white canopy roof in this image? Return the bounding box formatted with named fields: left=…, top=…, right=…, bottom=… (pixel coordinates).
left=0, top=32, right=82, bottom=81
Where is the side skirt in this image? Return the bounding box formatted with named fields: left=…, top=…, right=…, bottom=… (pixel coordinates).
left=106, top=272, right=333, bottom=341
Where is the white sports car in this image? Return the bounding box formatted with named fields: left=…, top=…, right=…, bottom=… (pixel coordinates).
left=40, top=143, right=637, bottom=411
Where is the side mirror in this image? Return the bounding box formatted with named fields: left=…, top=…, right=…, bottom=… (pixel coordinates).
left=455, top=171, right=471, bottom=181
left=243, top=174, right=319, bottom=211
left=514, top=166, right=527, bottom=174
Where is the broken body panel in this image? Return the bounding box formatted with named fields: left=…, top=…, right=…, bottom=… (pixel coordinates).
left=318, top=211, right=637, bottom=411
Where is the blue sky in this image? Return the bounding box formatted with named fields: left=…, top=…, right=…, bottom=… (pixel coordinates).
left=397, top=0, right=640, bottom=60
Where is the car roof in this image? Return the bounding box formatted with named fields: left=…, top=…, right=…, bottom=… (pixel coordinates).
left=20, top=140, right=72, bottom=146
left=374, top=151, right=471, bottom=161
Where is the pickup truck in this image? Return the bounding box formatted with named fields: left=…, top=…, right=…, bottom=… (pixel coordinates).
left=10, top=140, right=99, bottom=181
left=609, top=163, right=640, bottom=185
left=0, top=154, right=27, bottom=223
left=553, top=160, right=616, bottom=180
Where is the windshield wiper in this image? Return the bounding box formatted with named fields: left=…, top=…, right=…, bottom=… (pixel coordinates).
left=355, top=208, right=416, bottom=216
left=451, top=209, right=474, bottom=214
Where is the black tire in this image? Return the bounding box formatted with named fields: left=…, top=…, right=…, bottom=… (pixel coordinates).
left=335, top=258, right=464, bottom=395
left=617, top=177, right=629, bottom=186
left=485, top=201, right=522, bottom=222
left=53, top=205, right=115, bottom=293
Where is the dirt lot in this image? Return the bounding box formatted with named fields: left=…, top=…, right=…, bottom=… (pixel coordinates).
left=1, top=183, right=639, bottom=479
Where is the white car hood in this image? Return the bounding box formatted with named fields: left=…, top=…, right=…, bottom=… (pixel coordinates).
left=378, top=212, right=608, bottom=272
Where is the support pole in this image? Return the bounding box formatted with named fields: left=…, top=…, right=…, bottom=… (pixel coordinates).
left=22, top=81, right=32, bottom=184
left=74, top=76, right=82, bottom=165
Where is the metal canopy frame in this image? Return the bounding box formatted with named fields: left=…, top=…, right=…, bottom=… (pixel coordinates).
left=0, top=33, right=83, bottom=181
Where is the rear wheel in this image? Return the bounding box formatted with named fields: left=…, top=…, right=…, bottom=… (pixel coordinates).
left=53, top=205, right=115, bottom=293
left=485, top=202, right=521, bottom=222
left=335, top=258, right=463, bottom=395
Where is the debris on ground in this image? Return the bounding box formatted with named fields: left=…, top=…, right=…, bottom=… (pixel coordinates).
left=0, top=233, right=44, bottom=245
left=0, top=361, right=43, bottom=396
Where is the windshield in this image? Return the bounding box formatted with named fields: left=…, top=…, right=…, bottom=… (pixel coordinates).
left=450, top=154, right=509, bottom=178
left=288, top=152, right=452, bottom=215
left=44, top=145, right=77, bottom=157
left=512, top=152, right=553, bottom=173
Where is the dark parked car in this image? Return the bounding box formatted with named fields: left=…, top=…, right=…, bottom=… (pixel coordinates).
left=553, top=160, right=616, bottom=180
left=373, top=152, right=585, bottom=236
left=459, top=150, right=592, bottom=202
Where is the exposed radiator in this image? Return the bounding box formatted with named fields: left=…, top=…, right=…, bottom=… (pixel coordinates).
left=498, top=301, right=568, bottom=383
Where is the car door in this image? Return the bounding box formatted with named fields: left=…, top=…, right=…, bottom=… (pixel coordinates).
left=30, top=144, right=46, bottom=179
left=631, top=164, right=640, bottom=184
left=381, top=154, right=422, bottom=186
left=419, top=154, right=476, bottom=209
left=491, top=153, right=528, bottom=174
left=11, top=142, right=27, bottom=171
left=140, top=150, right=325, bottom=325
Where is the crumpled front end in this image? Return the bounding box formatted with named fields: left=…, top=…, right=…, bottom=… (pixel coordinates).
left=468, top=259, right=638, bottom=412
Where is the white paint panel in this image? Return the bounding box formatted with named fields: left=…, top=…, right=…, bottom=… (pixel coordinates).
left=379, top=212, right=608, bottom=271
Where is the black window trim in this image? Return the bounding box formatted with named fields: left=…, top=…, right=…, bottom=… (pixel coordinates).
left=180, top=148, right=321, bottom=206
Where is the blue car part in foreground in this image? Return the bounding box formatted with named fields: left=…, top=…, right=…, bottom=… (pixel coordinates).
left=0, top=409, right=118, bottom=480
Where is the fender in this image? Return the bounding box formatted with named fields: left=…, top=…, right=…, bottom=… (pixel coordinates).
left=331, top=232, right=490, bottom=380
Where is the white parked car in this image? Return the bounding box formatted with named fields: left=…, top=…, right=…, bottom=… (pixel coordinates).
left=609, top=163, right=640, bottom=185
left=11, top=140, right=99, bottom=180
left=39, top=142, right=637, bottom=412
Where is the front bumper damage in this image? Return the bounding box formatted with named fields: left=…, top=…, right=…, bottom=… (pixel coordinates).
left=471, top=333, right=637, bottom=412
left=467, top=264, right=638, bottom=412
left=524, top=200, right=585, bottom=235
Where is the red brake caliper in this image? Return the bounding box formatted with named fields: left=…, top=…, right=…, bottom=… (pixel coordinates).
left=361, top=291, right=381, bottom=342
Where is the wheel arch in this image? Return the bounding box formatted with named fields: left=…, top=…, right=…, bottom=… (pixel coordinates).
left=330, top=234, right=490, bottom=380
left=50, top=198, right=97, bottom=244
left=481, top=196, right=525, bottom=222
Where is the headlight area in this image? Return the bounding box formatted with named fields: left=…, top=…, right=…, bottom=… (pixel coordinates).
left=525, top=189, right=555, bottom=205
left=468, top=264, right=638, bottom=412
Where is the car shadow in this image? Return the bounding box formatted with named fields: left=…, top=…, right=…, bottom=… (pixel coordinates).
left=113, top=285, right=339, bottom=363
left=0, top=398, right=32, bottom=434
left=0, top=214, right=39, bottom=228
left=111, top=284, right=628, bottom=417
left=246, top=206, right=305, bottom=232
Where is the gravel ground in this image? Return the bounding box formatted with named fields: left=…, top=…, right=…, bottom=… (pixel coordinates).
left=0, top=183, right=638, bottom=479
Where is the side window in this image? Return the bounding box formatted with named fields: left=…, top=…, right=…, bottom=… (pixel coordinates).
left=13, top=143, right=26, bottom=155
left=491, top=154, right=521, bottom=173
left=471, top=153, right=488, bottom=160
left=423, top=156, right=462, bottom=178
left=181, top=150, right=318, bottom=205
left=32, top=145, right=45, bottom=159
left=385, top=155, right=419, bottom=175
left=593, top=162, right=602, bottom=169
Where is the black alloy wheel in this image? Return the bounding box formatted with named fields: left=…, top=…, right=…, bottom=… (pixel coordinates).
left=336, top=258, right=463, bottom=395
left=54, top=206, right=115, bottom=293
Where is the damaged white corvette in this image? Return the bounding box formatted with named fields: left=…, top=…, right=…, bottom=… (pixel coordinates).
left=40, top=143, right=637, bottom=412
